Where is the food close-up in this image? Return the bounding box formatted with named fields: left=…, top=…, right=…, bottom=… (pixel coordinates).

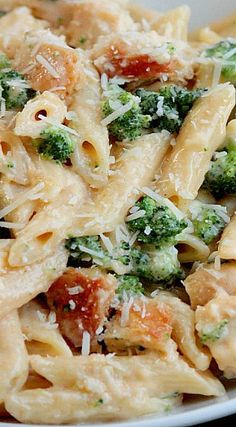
left=0, top=0, right=236, bottom=425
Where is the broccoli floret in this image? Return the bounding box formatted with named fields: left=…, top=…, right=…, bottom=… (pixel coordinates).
left=0, top=53, right=10, bottom=70
left=204, top=40, right=236, bottom=85
left=65, top=236, right=131, bottom=271
left=65, top=235, right=105, bottom=260
left=127, top=196, right=187, bottom=247
left=131, top=245, right=183, bottom=284
left=136, top=85, right=204, bottom=134
left=102, top=85, right=151, bottom=141
left=191, top=203, right=227, bottom=245
left=199, top=319, right=228, bottom=344
left=65, top=235, right=183, bottom=285
left=37, top=125, right=74, bottom=163
left=116, top=275, right=144, bottom=297
left=0, top=69, right=35, bottom=109
left=203, top=142, right=236, bottom=198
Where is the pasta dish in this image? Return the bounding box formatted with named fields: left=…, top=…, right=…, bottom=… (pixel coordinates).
left=0, top=0, right=236, bottom=424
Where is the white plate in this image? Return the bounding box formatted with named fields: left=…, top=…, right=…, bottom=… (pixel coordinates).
left=2, top=1, right=236, bottom=426
left=135, top=0, right=236, bottom=30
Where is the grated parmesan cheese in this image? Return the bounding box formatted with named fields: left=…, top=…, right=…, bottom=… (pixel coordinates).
left=129, top=231, right=139, bottom=246
left=68, top=285, right=83, bottom=295
left=120, top=297, right=134, bottom=327
left=0, top=221, right=25, bottom=230
left=144, top=225, right=152, bottom=236
left=212, top=60, right=222, bottom=87
left=36, top=54, right=60, bottom=79
left=141, top=187, right=184, bottom=220
left=223, top=47, right=236, bottom=59
left=0, top=182, right=44, bottom=219
left=38, top=115, right=80, bottom=138
left=68, top=299, right=76, bottom=310
left=101, top=73, right=108, bottom=91
left=214, top=255, right=221, bottom=271
left=81, top=331, right=91, bottom=356
left=101, top=101, right=133, bottom=126
left=126, top=210, right=146, bottom=222
left=96, top=325, right=104, bottom=335
left=78, top=245, right=104, bottom=259
left=156, top=96, right=164, bottom=117
left=99, top=233, right=113, bottom=254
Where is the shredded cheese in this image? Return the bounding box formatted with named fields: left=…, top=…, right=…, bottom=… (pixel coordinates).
left=126, top=210, right=146, bottom=222
left=212, top=60, right=222, bottom=87
left=38, top=115, right=80, bottom=138
left=36, top=54, right=60, bottom=79
left=120, top=297, right=134, bottom=327
left=0, top=182, right=45, bottom=219
left=0, top=221, right=25, bottom=230
left=78, top=245, right=104, bottom=259
left=68, top=285, right=83, bottom=295
left=101, top=101, right=133, bottom=126
left=99, top=233, right=113, bottom=255
left=142, top=187, right=184, bottom=220
left=81, top=331, right=91, bottom=356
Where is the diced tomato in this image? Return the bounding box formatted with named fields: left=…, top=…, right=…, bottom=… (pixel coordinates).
left=104, top=45, right=171, bottom=79
left=46, top=268, right=114, bottom=347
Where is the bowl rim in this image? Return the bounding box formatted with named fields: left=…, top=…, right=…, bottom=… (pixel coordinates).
left=1, top=395, right=236, bottom=427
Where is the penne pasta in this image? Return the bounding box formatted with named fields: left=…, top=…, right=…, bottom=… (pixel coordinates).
left=157, top=84, right=235, bottom=201
left=0, top=1, right=235, bottom=423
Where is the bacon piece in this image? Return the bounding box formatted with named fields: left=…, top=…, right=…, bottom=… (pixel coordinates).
left=46, top=268, right=115, bottom=347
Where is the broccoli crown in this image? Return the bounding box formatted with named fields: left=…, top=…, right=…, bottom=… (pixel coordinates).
left=38, top=125, right=75, bottom=163
left=127, top=196, right=187, bottom=247
left=192, top=205, right=226, bottom=245
left=203, top=143, right=236, bottom=198
left=135, top=85, right=204, bottom=134
left=199, top=319, right=228, bottom=344
left=102, top=86, right=151, bottom=141
left=204, top=40, right=236, bottom=84
left=116, top=274, right=144, bottom=297
left=0, top=69, right=35, bottom=109
left=131, top=245, right=183, bottom=284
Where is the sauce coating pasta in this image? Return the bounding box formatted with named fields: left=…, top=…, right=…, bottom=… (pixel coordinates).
left=0, top=0, right=235, bottom=424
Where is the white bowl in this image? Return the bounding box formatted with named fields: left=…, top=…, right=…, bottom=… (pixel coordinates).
left=135, top=0, right=236, bottom=30
left=2, top=1, right=236, bottom=427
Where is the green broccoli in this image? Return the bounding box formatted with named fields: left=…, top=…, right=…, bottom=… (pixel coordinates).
left=131, top=245, right=183, bottom=284
left=203, top=142, right=236, bottom=198
left=102, top=85, right=151, bottom=141
left=0, top=53, right=10, bottom=70
left=204, top=40, right=236, bottom=85
left=65, top=235, right=105, bottom=261
left=0, top=11, right=7, bottom=18
left=116, top=275, right=144, bottom=298
left=65, top=236, right=131, bottom=271
left=65, top=235, right=183, bottom=285
left=191, top=203, right=227, bottom=245
left=37, top=125, right=75, bottom=163
left=199, top=319, right=228, bottom=344
left=127, top=196, right=187, bottom=247
left=135, top=85, right=205, bottom=134
left=0, top=69, right=35, bottom=109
